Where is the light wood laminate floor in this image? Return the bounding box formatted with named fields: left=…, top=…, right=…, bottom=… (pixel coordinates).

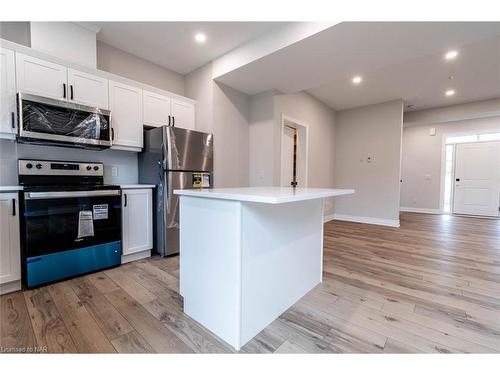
left=1, top=213, right=499, bottom=353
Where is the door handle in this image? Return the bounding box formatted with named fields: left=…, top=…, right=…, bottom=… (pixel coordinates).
left=124, top=194, right=127, bottom=207
left=70, top=85, right=74, bottom=100
left=11, top=111, right=15, bottom=129
left=456, top=178, right=460, bottom=182
left=63, top=83, right=66, bottom=98
left=168, top=115, right=171, bottom=126
left=172, top=116, right=175, bottom=127
left=12, top=199, right=16, bottom=216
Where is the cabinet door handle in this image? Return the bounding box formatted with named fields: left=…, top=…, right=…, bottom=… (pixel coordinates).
left=12, top=199, right=16, bottom=216
left=63, top=83, right=66, bottom=98
left=124, top=194, right=127, bottom=207
left=70, top=85, right=74, bottom=100
left=172, top=116, right=175, bottom=127
left=111, top=128, right=115, bottom=141
left=11, top=112, right=15, bottom=129
left=168, top=115, right=171, bottom=126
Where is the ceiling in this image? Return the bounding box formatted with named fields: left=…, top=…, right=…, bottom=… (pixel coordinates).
left=214, top=22, right=500, bottom=111
left=92, top=22, right=290, bottom=74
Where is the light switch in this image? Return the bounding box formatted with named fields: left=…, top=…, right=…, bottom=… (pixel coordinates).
left=429, top=128, right=436, bottom=136
left=111, top=166, right=118, bottom=177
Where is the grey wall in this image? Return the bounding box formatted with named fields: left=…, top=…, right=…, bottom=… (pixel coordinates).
left=0, top=139, right=138, bottom=186
left=249, top=92, right=275, bottom=186
left=96, top=41, right=185, bottom=96
left=401, top=99, right=500, bottom=211
left=0, top=22, right=30, bottom=46
left=185, top=63, right=250, bottom=188
left=247, top=91, right=337, bottom=215
left=333, top=100, right=404, bottom=224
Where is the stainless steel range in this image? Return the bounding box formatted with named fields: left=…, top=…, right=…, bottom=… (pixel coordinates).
left=18, top=159, right=122, bottom=288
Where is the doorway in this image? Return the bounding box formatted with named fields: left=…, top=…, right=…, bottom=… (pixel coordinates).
left=441, top=131, right=500, bottom=217
left=453, top=141, right=500, bottom=217
left=280, top=115, right=308, bottom=187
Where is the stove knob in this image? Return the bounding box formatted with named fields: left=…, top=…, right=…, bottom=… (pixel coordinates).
left=26, top=163, right=33, bottom=169
left=86, top=165, right=92, bottom=171
left=35, top=163, right=43, bottom=169
left=93, top=166, right=99, bottom=171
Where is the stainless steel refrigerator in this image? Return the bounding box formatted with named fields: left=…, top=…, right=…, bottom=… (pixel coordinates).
left=139, top=126, right=214, bottom=256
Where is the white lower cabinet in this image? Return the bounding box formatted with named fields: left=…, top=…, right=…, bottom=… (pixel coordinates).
left=0, top=192, right=21, bottom=295
left=121, top=188, right=153, bottom=263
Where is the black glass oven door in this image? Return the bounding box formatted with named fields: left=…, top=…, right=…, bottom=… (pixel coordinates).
left=22, top=190, right=121, bottom=258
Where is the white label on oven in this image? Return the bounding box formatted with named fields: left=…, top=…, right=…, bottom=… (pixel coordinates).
left=78, top=211, right=94, bottom=238
left=93, top=204, right=108, bottom=220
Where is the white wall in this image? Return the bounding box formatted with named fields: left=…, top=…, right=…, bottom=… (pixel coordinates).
left=30, top=22, right=97, bottom=68
left=0, top=139, right=138, bottom=186
left=185, top=63, right=250, bottom=188
left=333, top=100, right=404, bottom=226
left=249, top=92, right=275, bottom=186
left=97, top=41, right=185, bottom=96
left=185, top=64, right=214, bottom=133
left=401, top=99, right=500, bottom=211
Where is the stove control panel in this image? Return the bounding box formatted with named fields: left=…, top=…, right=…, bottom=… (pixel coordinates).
left=19, top=160, right=104, bottom=176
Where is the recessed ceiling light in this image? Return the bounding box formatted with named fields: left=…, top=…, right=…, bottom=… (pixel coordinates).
left=352, top=76, right=362, bottom=84
left=194, top=33, right=206, bottom=44
left=445, top=89, right=455, bottom=96
left=445, top=50, right=458, bottom=60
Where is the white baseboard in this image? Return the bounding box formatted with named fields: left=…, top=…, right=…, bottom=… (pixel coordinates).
left=0, top=279, right=21, bottom=295
left=121, top=249, right=151, bottom=264
left=400, top=206, right=443, bottom=214
left=331, top=213, right=400, bottom=228
left=323, top=213, right=335, bottom=223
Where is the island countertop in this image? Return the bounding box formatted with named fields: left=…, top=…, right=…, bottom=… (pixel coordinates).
left=173, top=186, right=354, bottom=204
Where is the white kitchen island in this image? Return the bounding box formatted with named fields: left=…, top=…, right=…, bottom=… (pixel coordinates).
left=174, top=187, right=354, bottom=350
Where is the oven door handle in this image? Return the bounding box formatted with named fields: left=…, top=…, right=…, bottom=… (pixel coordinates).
left=24, top=190, right=121, bottom=200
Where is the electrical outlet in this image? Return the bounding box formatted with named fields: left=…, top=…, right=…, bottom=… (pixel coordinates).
left=111, top=166, right=118, bottom=177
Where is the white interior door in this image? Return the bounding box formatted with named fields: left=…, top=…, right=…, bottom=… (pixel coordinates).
left=280, top=125, right=295, bottom=187
left=453, top=141, right=500, bottom=217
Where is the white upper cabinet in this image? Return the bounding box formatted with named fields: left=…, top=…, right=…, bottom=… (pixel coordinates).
left=0, top=193, right=21, bottom=288
left=171, top=98, right=195, bottom=130
left=16, top=53, right=67, bottom=100
left=0, top=48, right=17, bottom=138
left=143, top=90, right=171, bottom=127
left=67, top=68, right=109, bottom=109
left=109, top=80, right=143, bottom=150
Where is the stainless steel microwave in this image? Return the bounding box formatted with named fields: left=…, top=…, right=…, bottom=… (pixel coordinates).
left=17, top=92, right=112, bottom=150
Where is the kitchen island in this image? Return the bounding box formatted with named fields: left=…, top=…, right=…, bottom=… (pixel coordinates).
left=174, top=187, right=354, bottom=350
